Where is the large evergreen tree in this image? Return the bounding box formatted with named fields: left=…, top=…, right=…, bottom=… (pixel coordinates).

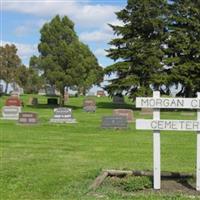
left=105, top=0, right=168, bottom=99
left=164, top=0, right=200, bottom=97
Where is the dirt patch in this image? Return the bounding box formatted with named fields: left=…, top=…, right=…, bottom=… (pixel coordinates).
left=159, top=179, right=200, bottom=196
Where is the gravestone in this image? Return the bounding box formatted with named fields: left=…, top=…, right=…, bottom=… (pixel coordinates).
left=101, top=116, right=128, bottom=129
left=97, top=90, right=105, bottom=97
left=2, top=106, right=21, bottom=120
left=181, top=112, right=194, bottom=116
left=5, top=97, right=21, bottom=107
left=29, top=97, right=38, bottom=106
left=38, top=88, right=46, bottom=95
left=18, top=112, right=38, bottom=124
left=50, top=107, right=76, bottom=123
left=10, top=91, right=20, bottom=97
left=83, top=99, right=96, bottom=112
left=47, top=98, right=58, bottom=105
left=140, top=108, right=153, bottom=115
left=113, top=109, right=134, bottom=123
left=113, top=96, right=125, bottom=104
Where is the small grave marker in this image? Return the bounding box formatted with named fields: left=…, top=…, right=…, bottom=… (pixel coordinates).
left=97, top=90, right=105, bottom=97
left=18, top=112, right=38, bottom=124
left=113, top=96, right=125, bottom=104
left=113, top=109, right=134, bottom=123
left=10, top=91, right=20, bottom=97
left=29, top=97, right=38, bottom=106
left=101, top=116, right=128, bottom=129
left=50, top=107, right=76, bottom=123
left=83, top=99, right=96, bottom=112
left=140, top=108, right=153, bottom=115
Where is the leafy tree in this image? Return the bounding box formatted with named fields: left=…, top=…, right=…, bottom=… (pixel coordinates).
left=105, top=0, right=168, bottom=99
left=32, top=15, right=102, bottom=105
left=0, top=44, right=21, bottom=93
left=73, top=42, right=103, bottom=95
left=16, top=65, right=43, bottom=94
left=164, top=0, right=200, bottom=97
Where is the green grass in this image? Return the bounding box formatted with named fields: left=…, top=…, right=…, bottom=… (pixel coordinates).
left=0, top=94, right=199, bottom=199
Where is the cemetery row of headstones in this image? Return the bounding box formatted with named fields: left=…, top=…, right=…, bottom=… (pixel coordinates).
left=1, top=95, right=137, bottom=127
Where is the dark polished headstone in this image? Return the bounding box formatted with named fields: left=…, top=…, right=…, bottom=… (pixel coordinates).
left=50, top=107, right=76, bottom=123
left=101, top=116, right=128, bottom=129
left=47, top=98, right=58, bottom=105
left=113, top=109, right=134, bottom=123
left=18, top=112, right=38, bottom=124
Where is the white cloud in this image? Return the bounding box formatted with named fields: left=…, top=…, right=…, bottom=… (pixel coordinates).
left=80, top=30, right=113, bottom=42
left=3, top=1, right=121, bottom=29
left=94, top=48, right=107, bottom=57
left=1, top=41, right=38, bottom=62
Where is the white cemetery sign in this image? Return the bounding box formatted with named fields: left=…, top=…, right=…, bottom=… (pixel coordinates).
left=136, top=91, right=200, bottom=191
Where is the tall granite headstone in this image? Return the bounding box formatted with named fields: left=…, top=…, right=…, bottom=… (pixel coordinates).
left=50, top=107, right=76, bottom=123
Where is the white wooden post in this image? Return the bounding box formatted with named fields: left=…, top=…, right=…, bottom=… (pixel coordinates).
left=153, top=91, right=161, bottom=189
left=197, top=92, right=200, bottom=191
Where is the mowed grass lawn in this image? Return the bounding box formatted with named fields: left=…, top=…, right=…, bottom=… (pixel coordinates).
left=0, top=94, right=198, bottom=200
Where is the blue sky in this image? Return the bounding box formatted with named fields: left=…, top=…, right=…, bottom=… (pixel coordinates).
left=1, top=0, right=126, bottom=68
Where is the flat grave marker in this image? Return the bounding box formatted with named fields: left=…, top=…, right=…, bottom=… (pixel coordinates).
left=50, top=107, right=76, bottom=123
left=18, top=112, right=38, bottom=124
left=113, top=109, right=134, bottom=123
left=101, top=116, right=128, bottom=129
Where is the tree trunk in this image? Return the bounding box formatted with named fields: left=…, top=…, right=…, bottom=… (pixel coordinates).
left=60, top=87, right=65, bottom=107
left=5, top=82, right=9, bottom=94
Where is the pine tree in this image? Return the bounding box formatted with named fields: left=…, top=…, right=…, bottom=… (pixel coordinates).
left=105, top=0, right=168, bottom=99
left=164, top=0, right=200, bottom=97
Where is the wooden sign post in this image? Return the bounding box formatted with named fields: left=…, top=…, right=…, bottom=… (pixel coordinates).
left=197, top=93, right=200, bottom=191
left=136, top=91, right=200, bottom=191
